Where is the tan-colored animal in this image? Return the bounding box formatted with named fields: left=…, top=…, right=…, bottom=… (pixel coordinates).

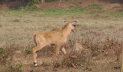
left=32, top=20, right=78, bottom=66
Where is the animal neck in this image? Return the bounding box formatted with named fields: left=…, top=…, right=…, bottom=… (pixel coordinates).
left=61, top=24, right=71, bottom=38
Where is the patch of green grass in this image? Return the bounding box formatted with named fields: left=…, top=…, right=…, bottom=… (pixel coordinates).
left=25, top=44, right=34, bottom=54
left=42, top=8, right=89, bottom=15
left=88, top=3, right=104, bottom=10
left=2, top=6, right=89, bottom=16
left=25, top=45, right=32, bottom=54
left=111, top=12, right=123, bottom=18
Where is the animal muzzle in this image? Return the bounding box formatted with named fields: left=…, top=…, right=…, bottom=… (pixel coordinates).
left=72, top=29, right=77, bottom=33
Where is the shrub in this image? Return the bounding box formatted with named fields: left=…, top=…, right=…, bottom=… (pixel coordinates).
left=20, top=6, right=25, bottom=11
left=27, top=1, right=39, bottom=10
left=33, top=4, right=39, bottom=9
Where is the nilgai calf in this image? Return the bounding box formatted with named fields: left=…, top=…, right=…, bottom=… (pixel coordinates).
left=32, top=20, right=78, bottom=66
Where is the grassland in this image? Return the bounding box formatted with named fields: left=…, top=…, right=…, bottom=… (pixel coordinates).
left=0, top=3, right=123, bottom=72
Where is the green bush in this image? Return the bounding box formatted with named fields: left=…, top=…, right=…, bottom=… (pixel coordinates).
left=20, top=6, right=25, bottom=11
left=33, top=4, right=39, bottom=9
left=27, top=1, right=39, bottom=10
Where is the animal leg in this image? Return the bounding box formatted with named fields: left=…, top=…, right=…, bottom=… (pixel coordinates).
left=55, top=44, right=61, bottom=62
left=32, top=45, right=44, bottom=66
left=60, top=45, right=67, bottom=57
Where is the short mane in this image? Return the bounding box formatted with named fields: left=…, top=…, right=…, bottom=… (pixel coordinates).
left=62, top=22, right=71, bottom=30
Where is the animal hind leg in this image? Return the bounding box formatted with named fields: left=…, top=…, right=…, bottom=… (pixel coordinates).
left=32, top=45, right=44, bottom=66
left=55, top=44, right=62, bottom=62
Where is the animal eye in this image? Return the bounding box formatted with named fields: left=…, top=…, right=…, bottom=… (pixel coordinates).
left=73, top=25, right=76, bottom=27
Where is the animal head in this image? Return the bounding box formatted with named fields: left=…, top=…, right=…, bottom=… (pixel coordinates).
left=63, top=20, right=78, bottom=32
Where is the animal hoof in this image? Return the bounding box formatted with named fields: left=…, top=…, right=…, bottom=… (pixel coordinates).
left=33, top=62, right=37, bottom=66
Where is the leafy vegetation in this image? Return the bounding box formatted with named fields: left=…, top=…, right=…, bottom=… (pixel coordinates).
left=25, top=44, right=34, bottom=54
left=8, top=63, right=23, bottom=72
left=0, top=48, right=9, bottom=65
left=26, top=1, right=39, bottom=10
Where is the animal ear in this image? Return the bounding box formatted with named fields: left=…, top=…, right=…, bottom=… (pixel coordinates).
left=63, top=20, right=68, bottom=24
left=72, top=20, right=78, bottom=25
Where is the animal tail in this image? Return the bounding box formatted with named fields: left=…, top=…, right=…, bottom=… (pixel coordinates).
left=33, top=34, right=37, bottom=46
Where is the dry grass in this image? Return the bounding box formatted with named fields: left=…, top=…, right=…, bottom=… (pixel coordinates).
left=0, top=11, right=123, bottom=72
left=1, top=13, right=123, bottom=47
left=0, top=37, right=121, bottom=72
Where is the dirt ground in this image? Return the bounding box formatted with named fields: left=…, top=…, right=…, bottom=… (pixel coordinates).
left=0, top=0, right=123, bottom=72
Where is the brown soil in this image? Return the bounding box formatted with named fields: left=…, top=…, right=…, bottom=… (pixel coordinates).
left=0, top=5, right=8, bottom=10
left=102, top=3, right=123, bottom=13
